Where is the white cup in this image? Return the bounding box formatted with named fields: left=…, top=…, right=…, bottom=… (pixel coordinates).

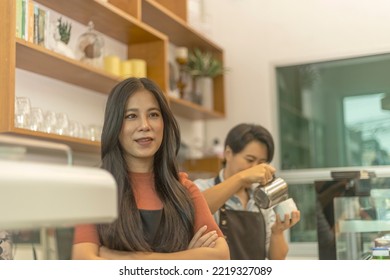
left=273, top=198, right=298, bottom=222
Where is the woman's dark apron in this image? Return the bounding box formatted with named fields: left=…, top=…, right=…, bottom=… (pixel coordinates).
left=215, top=176, right=267, bottom=259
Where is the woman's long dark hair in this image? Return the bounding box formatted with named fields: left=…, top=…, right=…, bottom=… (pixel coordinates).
left=97, top=78, right=194, bottom=252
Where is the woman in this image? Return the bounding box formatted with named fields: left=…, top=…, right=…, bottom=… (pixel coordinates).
left=194, top=123, right=300, bottom=260
left=72, top=78, right=229, bottom=260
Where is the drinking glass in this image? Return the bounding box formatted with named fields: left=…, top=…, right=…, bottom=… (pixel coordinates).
left=69, top=120, right=83, bottom=138
left=82, top=124, right=91, bottom=140
left=88, top=124, right=102, bottom=141
left=14, top=97, right=31, bottom=128
left=55, top=112, right=70, bottom=136
left=29, top=107, right=45, bottom=132
left=43, top=110, right=57, bottom=134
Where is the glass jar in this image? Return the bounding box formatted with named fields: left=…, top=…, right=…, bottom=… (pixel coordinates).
left=76, top=21, right=104, bottom=68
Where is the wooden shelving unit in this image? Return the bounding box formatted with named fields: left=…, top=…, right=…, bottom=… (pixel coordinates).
left=16, top=39, right=122, bottom=94
left=141, top=0, right=226, bottom=118
left=182, top=156, right=222, bottom=178
left=168, top=96, right=224, bottom=120
left=5, top=128, right=101, bottom=154
left=142, top=0, right=221, bottom=52
left=0, top=0, right=226, bottom=154
left=37, top=0, right=164, bottom=44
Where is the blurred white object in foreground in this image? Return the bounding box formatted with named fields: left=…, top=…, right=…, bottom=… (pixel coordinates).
left=0, top=160, right=117, bottom=230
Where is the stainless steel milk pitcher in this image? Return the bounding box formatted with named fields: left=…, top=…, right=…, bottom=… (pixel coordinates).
left=253, top=177, right=289, bottom=209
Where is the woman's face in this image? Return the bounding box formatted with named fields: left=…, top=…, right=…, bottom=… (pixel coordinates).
left=119, top=89, right=164, bottom=171
left=224, top=140, right=268, bottom=178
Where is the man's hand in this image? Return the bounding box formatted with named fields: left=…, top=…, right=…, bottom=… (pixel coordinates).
left=239, top=163, right=276, bottom=187
left=271, top=210, right=301, bottom=235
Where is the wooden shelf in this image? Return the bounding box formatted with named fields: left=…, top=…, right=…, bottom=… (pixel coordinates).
left=153, top=0, right=187, bottom=22
left=168, top=96, right=224, bottom=120
left=183, top=156, right=222, bottom=175
left=1, top=0, right=166, bottom=156
left=1, top=0, right=226, bottom=157
left=16, top=39, right=121, bottom=94
left=35, top=0, right=165, bottom=44
left=5, top=128, right=101, bottom=154
left=142, top=0, right=222, bottom=53
left=35, top=0, right=226, bottom=120
left=140, top=0, right=226, bottom=118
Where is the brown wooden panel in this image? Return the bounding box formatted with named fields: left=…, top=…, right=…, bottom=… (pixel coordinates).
left=154, top=0, right=187, bottom=22
left=211, top=51, right=225, bottom=115
left=168, top=96, right=224, bottom=120
left=16, top=39, right=121, bottom=94
left=182, top=156, right=222, bottom=175
left=109, top=0, right=141, bottom=19
left=0, top=0, right=16, bottom=132
left=142, top=0, right=222, bottom=52
left=213, top=74, right=226, bottom=115
left=6, top=128, right=101, bottom=154
left=128, top=39, right=168, bottom=92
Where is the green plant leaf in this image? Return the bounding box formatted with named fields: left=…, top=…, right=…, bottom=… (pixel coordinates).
left=186, top=48, right=227, bottom=78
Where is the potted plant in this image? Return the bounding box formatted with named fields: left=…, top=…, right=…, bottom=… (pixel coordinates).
left=186, top=48, right=227, bottom=109
left=58, top=17, right=72, bottom=45
left=48, top=17, right=75, bottom=59
left=186, top=48, right=226, bottom=78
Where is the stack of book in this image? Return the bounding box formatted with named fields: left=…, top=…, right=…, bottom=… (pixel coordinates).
left=15, top=0, right=49, bottom=47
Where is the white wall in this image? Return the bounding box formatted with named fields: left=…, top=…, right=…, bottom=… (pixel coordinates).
left=203, top=0, right=390, bottom=170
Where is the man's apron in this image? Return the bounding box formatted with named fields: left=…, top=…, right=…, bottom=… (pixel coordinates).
left=215, top=176, right=266, bottom=259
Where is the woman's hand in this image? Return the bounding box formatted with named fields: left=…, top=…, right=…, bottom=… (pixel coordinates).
left=98, top=225, right=219, bottom=259
left=271, top=210, right=301, bottom=235
left=99, top=246, right=116, bottom=259
left=188, top=225, right=218, bottom=249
